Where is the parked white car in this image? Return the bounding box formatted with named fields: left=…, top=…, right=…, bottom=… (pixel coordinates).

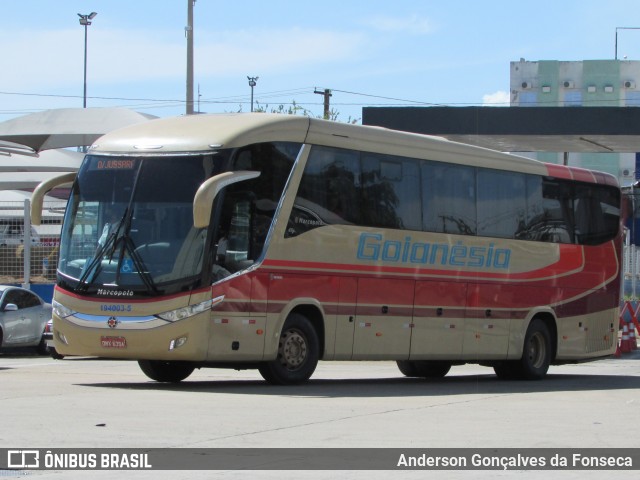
left=0, top=285, right=52, bottom=353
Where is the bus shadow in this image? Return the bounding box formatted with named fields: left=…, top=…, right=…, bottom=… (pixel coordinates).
left=78, top=372, right=640, bottom=398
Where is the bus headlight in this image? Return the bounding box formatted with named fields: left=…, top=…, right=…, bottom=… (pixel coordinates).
left=155, top=295, right=224, bottom=322
left=52, top=299, right=75, bottom=319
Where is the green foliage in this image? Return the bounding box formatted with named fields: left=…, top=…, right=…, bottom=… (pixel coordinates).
left=236, top=100, right=360, bottom=124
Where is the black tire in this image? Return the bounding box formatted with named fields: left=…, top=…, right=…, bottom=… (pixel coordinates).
left=494, top=319, right=551, bottom=380
left=397, top=360, right=419, bottom=377
left=36, top=335, right=48, bottom=356
left=49, top=348, right=64, bottom=360
left=258, top=313, right=319, bottom=385
left=138, top=360, right=195, bottom=383
left=397, top=360, right=451, bottom=378
left=493, top=362, right=519, bottom=380
left=416, top=361, right=452, bottom=378
left=520, top=319, right=552, bottom=380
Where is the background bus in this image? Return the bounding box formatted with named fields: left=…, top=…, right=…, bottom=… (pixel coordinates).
left=32, top=113, right=622, bottom=384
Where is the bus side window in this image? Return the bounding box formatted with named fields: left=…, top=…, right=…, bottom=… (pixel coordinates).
left=287, top=146, right=360, bottom=237
left=422, top=162, right=476, bottom=235
left=573, top=185, right=620, bottom=245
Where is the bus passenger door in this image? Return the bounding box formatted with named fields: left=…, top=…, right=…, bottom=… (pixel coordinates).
left=463, top=283, right=511, bottom=359
left=410, top=281, right=466, bottom=359
left=352, top=278, right=414, bottom=360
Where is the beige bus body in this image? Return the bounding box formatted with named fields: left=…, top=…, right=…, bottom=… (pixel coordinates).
left=35, top=114, right=622, bottom=383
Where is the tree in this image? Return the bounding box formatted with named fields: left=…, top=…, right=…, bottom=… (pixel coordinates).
left=237, top=100, right=360, bottom=124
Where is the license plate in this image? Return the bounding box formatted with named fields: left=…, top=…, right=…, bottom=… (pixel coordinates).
left=101, top=336, right=127, bottom=348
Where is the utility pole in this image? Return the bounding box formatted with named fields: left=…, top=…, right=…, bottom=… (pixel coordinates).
left=314, top=88, right=332, bottom=119
left=186, top=0, right=196, bottom=115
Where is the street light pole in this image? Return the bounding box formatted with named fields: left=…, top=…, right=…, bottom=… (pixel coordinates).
left=248, top=76, right=258, bottom=112
left=78, top=12, right=97, bottom=108
left=186, top=0, right=196, bottom=115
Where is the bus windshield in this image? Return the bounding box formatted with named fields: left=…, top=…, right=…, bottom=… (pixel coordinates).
left=57, top=141, right=302, bottom=297
left=59, top=152, right=230, bottom=295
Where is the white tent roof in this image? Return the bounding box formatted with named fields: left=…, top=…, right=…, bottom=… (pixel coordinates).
left=0, top=107, right=156, bottom=153
left=0, top=148, right=82, bottom=172
left=0, top=149, right=82, bottom=190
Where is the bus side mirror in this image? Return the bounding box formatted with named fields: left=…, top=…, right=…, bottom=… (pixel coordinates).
left=31, top=172, right=76, bottom=225
left=193, top=171, right=261, bottom=228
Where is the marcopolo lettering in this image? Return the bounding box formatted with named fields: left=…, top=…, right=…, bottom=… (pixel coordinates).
left=356, top=233, right=511, bottom=269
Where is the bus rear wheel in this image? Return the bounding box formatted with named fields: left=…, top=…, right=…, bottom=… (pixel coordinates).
left=259, top=313, right=319, bottom=385
left=493, top=319, right=551, bottom=380
left=397, top=360, right=451, bottom=378
left=138, top=360, right=195, bottom=383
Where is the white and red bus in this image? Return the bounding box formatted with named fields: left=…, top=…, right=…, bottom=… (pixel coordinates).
left=32, top=114, right=622, bottom=384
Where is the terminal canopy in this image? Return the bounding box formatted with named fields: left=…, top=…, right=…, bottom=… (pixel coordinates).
left=0, top=108, right=156, bottom=154
left=363, top=106, right=640, bottom=153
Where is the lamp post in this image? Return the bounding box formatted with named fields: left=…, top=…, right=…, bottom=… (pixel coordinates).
left=78, top=12, right=97, bottom=108
left=248, top=76, right=258, bottom=112
left=186, top=0, right=196, bottom=115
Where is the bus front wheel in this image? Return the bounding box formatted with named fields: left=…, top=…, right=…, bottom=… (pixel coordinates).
left=259, top=313, right=319, bottom=385
left=138, top=360, right=195, bottom=383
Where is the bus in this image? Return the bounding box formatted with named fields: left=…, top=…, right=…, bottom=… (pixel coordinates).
left=31, top=113, right=622, bottom=384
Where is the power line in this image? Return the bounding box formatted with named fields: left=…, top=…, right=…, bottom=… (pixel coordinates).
left=0, top=90, right=184, bottom=104
left=329, top=88, right=445, bottom=106
left=1, top=87, right=635, bottom=116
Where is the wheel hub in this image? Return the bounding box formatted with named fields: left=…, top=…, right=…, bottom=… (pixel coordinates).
left=280, top=329, right=307, bottom=370
left=527, top=332, right=546, bottom=368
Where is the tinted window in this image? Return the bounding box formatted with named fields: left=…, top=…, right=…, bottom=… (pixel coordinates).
left=573, top=184, right=620, bottom=245
left=2, top=290, right=20, bottom=308
left=286, top=145, right=619, bottom=246
left=288, top=146, right=360, bottom=237
left=361, top=153, right=421, bottom=230
left=422, top=162, right=476, bottom=235
left=477, top=170, right=526, bottom=238
left=21, top=291, right=42, bottom=308
left=2, top=290, right=40, bottom=309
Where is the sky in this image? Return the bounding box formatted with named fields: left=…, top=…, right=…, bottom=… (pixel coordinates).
left=2, top=0, right=640, bottom=123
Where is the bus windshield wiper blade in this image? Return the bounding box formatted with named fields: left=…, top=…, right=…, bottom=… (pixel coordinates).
left=74, top=230, right=118, bottom=291
left=75, top=207, right=132, bottom=291
left=124, top=236, right=158, bottom=295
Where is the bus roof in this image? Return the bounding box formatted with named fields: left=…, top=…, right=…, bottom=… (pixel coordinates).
left=89, top=113, right=618, bottom=186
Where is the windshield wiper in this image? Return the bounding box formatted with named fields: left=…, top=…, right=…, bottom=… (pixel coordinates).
left=74, top=207, right=131, bottom=292
left=119, top=235, right=159, bottom=295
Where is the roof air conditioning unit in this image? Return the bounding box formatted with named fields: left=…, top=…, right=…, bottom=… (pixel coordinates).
left=563, top=81, right=575, bottom=88
left=521, top=81, right=532, bottom=89
left=624, top=81, right=636, bottom=89
left=604, top=85, right=614, bottom=93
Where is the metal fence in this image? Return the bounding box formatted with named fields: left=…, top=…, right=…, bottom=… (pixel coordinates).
left=0, top=199, right=65, bottom=286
